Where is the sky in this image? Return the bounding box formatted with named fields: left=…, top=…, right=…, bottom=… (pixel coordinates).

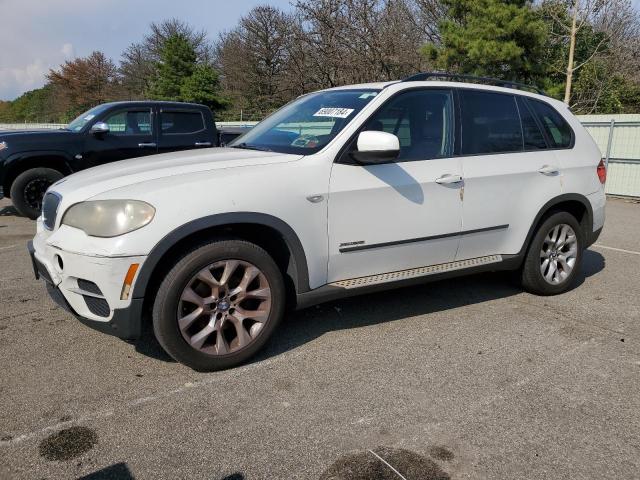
left=2, top=0, right=640, bottom=101
left=0, top=0, right=292, bottom=101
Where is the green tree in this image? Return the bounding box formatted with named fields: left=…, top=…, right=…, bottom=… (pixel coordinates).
left=180, top=64, right=227, bottom=110
left=148, top=33, right=197, bottom=100
left=423, top=0, right=547, bottom=83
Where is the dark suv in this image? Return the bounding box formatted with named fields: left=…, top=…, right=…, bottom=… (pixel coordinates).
left=0, top=101, right=246, bottom=218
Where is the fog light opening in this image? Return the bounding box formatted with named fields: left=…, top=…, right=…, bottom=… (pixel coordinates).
left=55, top=255, right=64, bottom=272
left=120, top=263, right=140, bottom=300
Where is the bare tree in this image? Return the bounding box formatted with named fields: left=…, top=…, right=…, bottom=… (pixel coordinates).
left=544, top=0, right=638, bottom=103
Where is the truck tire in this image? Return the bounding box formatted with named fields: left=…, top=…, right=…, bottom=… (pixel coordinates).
left=152, top=238, right=286, bottom=371
left=521, top=211, right=585, bottom=296
left=10, top=168, right=63, bottom=219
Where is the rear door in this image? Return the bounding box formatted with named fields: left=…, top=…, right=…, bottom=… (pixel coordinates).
left=84, top=107, right=156, bottom=166
left=456, top=90, right=562, bottom=260
left=157, top=108, right=213, bottom=154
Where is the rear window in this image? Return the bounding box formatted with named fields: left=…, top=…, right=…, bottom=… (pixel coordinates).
left=161, top=111, right=205, bottom=134
left=460, top=90, right=523, bottom=155
left=528, top=99, right=573, bottom=148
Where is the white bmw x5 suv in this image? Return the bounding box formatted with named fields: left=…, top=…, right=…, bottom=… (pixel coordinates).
left=29, top=74, right=606, bottom=370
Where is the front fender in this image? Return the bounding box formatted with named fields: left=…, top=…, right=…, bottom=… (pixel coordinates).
left=131, top=212, right=311, bottom=300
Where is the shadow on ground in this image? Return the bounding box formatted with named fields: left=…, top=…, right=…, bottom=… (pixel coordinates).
left=0, top=205, right=21, bottom=217
left=131, top=249, right=605, bottom=365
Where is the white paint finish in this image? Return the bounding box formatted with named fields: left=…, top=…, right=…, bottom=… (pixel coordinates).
left=29, top=79, right=605, bottom=308
left=356, top=130, right=400, bottom=153
left=556, top=111, right=603, bottom=197
left=587, top=190, right=606, bottom=233
left=327, top=157, right=463, bottom=281
left=457, top=150, right=562, bottom=259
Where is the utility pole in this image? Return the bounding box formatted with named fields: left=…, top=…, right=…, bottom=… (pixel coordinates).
left=564, top=0, right=579, bottom=104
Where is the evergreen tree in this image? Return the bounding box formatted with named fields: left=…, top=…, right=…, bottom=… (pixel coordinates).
left=423, top=0, right=547, bottom=83
left=180, top=64, right=227, bottom=110
left=148, top=33, right=197, bottom=101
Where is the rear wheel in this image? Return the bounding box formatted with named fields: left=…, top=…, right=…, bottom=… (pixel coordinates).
left=521, top=211, right=584, bottom=295
left=10, top=168, right=63, bottom=219
left=152, top=239, right=285, bottom=371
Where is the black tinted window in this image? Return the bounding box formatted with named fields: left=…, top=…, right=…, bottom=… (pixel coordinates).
left=516, top=97, right=547, bottom=150
left=362, top=89, right=454, bottom=161
left=161, top=111, right=205, bottom=134
left=528, top=99, right=573, bottom=148
left=460, top=91, right=522, bottom=155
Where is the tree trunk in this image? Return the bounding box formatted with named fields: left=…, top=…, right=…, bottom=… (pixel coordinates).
left=564, top=0, right=579, bottom=104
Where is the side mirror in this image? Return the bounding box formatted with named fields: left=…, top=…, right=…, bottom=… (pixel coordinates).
left=351, top=131, right=400, bottom=165
left=90, top=122, right=110, bottom=135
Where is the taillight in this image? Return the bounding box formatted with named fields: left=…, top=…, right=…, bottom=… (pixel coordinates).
left=597, top=158, right=607, bottom=184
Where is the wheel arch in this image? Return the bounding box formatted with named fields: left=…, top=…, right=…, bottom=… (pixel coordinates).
left=133, top=213, right=311, bottom=309
left=3, top=152, right=73, bottom=197
left=520, top=193, right=594, bottom=258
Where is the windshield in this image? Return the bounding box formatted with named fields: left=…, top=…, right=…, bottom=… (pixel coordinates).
left=67, top=105, right=110, bottom=132
left=229, top=89, right=380, bottom=155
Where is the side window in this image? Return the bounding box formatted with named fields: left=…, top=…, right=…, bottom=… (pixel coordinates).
left=528, top=99, right=573, bottom=148
left=361, top=89, right=454, bottom=161
left=516, top=97, right=547, bottom=150
left=161, top=111, right=205, bottom=134
left=460, top=90, right=523, bottom=155
left=103, top=110, right=151, bottom=136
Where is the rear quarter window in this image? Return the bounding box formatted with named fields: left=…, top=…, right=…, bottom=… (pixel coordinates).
left=527, top=99, right=573, bottom=149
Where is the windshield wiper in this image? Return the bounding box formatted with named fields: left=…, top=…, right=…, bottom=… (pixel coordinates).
left=231, top=142, right=272, bottom=152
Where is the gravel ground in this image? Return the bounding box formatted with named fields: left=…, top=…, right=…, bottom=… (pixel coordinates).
left=0, top=196, right=639, bottom=479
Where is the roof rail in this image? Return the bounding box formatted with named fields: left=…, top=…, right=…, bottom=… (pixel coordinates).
left=402, top=72, right=546, bottom=96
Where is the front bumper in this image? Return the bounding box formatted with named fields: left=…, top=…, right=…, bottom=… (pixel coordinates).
left=28, top=240, right=145, bottom=340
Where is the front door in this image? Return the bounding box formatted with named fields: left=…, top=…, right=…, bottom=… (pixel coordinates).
left=328, top=88, right=463, bottom=282
left=84, top=107, right=156, bottom=167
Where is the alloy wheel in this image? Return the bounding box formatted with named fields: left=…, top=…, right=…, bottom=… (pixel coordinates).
left=540, top=223, right=578, bottom=285
left=177, top=259, right=272, bottom=355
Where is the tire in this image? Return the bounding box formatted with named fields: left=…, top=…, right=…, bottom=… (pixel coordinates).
left=521, top=211, right=585, bottom=295
left=10, top=168, right=64, bottom=219
left=152, top=238, right=286, bottom=371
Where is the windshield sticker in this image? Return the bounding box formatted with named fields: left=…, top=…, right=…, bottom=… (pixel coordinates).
left=359, top=92, right=378, bottom=99
left=313, top=107, right=354, bottom=119
left=84, top=114, right=95, bottom=120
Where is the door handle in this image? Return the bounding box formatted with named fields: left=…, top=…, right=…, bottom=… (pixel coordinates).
left=435, top=174, right=463, bottom=185
left=138, top=142, right=157, bottom=148
left=195, top=142, right=212, bottom=147
left=538, top=165, right=559, bottom=175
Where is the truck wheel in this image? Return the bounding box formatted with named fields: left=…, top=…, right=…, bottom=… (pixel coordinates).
left=152, top=239, right=286, bottom=371
left=521, top=211, right=584, bottom=296
left=10, top=168, right=63, bottom=219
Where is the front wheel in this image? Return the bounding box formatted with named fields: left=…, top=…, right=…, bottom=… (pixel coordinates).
left=10, top=168, right=63, bottom=219
left=152, top=239, right=285, bottom=371
left=521, top=211, right=585, bottom=296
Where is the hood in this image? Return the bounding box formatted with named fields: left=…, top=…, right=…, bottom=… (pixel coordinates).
left=51, top=147, right=301, bottom=203
left=0, top=128, right=71, bottom=136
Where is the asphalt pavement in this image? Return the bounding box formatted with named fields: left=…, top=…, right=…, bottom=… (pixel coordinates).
left=0, top=196, right=639, bottom=479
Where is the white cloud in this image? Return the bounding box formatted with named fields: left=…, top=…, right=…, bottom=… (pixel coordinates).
left=61, top=43, right=75, bottom=59
left=0, top=59, right=50, bottom=99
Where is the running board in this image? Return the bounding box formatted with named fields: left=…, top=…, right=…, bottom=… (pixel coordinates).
left=329, top=255, right=503, bottom=289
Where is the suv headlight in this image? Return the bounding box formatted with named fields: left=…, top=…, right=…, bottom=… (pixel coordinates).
left=61, top=200, right=155, bottom=237
left=0, top=141, right=7, bottom=151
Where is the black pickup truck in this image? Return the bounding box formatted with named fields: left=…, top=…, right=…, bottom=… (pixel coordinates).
left=0, top=101, right=248, bottom=218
